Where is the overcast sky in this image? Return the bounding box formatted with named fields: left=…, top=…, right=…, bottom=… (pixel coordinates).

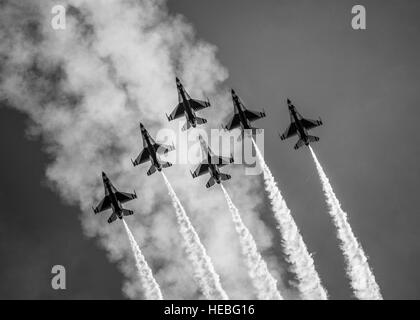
left=1, top=0, right=420, bottom=299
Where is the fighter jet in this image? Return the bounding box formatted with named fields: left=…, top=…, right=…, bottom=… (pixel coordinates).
left=166, top=77, right=210, bottom=131
left=132, top=123, right=175, bottom=176
left=280, top=99, right=323, bottom=149
left=190, top=135, right=234, bottom=188
left=92, top=172, right=137, bottom=224
left=223, top=89, right=266, bottom=136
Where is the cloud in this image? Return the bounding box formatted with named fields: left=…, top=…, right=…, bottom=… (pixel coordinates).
left=0, top=0, right=290, bottom=299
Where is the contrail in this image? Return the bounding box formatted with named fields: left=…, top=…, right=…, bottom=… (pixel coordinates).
left=0, top=0, right=285, bottom=299
left=309, top=146, right=382, bottom=300
left=252, top=139, right=328, bottom=300
left=122, top=220, right=163, bottom=300
left=220, top=185, right=283, bottom=300
left=161, top=172, right=229, bottom=300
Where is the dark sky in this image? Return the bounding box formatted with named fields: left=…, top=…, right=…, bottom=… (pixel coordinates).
left=166, top=0, right=420, bottom=299
left=1, top=0, right=420, bottom=299
left=0, top=109, right=124, bottom=299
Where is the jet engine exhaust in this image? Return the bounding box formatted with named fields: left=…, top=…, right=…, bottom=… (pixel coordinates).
left=309, top=146, right=383, bottom=300
left=122, top=220, right=163, bottom=300
left=161, top=172, right=229, bottom=300
left=252, top=139, right=328, bottom=300
left=220, top=184, right=283, bottom=300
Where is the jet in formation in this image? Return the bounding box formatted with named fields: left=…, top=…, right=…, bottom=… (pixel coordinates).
left=93, top=172, right=137, bottom=223
left=92, top=83, right=326, bottom=223
left=280, top=99, right=323, bottom=149
left=132, top=123, right=175, bottom=176
left=223, top=89, right=266, bottom=138
left=190, top=135, right=234, bottom=188
left=166, top=77, right=211, bottom=131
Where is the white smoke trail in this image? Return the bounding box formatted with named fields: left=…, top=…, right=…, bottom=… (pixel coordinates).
left=220, top=185, right=283, bottom=300
left=122, top=219, right=163, bottom=300
left=252, top=139, right=328, bottom=300
left=0, top=0, right=288, bottom=299
left=161, top=172, right=228, bottom=300
left=309, top=147, right=382, bottom=300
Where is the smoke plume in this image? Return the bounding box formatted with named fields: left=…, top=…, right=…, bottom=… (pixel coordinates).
left=252, top=139, right=328, bottom=300
left=309, top=147, right=382, bottom=300
left=162, top=172, right=228, bottom=300
left=221, top=185, right=283, bottom=300
left=123, top=220, right=163, bottom=300
left=0, top=0, right=286, bottom=298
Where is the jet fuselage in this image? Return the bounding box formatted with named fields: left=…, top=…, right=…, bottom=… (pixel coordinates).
left=141, top=127, right=162, bottom=171
left=207, top=151, right=222, bottom=184
left=103, top=174, right=123, bottom=219
left=290, top=106, right=310, bottom=146
left=232, top=94, right=252, bottom=130
left=177, top=83, right=196, bottom=128
left=201, top=139, right=222, bottom=184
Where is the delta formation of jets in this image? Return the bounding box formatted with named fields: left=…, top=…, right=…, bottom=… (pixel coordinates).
left=93, top=78, right=323, bottom=223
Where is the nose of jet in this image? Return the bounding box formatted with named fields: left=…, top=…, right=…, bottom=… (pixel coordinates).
left=287, top=98, right=293, bottom=109
left=102, top=172, right=107, bottom=179
left=139, top=122, right=144, bottom=130
left=231, top=89, right=236, bottom=95
left=175, top=77, right=180, bottom=83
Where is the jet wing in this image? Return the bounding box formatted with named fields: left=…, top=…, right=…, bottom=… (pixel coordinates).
left=155, top=143, right=175, bottom=154
left=107, top=213, right=118, bottom=224
left=132, top=148, right=150, bottom=166
left=143, top=132, right=156, bottom=146
left=115, top=191, right=137, bottom=204
left=224, top=114, right=241, bottom=130
left=244, top=109, right=265, bottom=122
left=167, top=103, right=185, bottom=120
left=280, top=123, right=298, bottom=140
left=93, top=196, right=111, bottom=214
left=301, top=118, right=322, bottom=130
left=189, top=99, right=210, bottom=111
left=191, top=162, right=209, bottom=178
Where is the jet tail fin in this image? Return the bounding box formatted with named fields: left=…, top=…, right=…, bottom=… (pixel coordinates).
left=182, top=121, right=192, bottom=131
left=195, top=117, right=207, bottom=125
left=107, top=213, right=118, bottom=224
left=122, top=209, right=134, bottom=217
left=147, top=165, right=157, bottom=176
left=294, top=139, right=306, bottom=150
left=294, top=135, right=319, bottom=150
left=307, top=135, right=320, bottom=143
left=219, top=173, right=231, bottom=182
left=206, top=177, right=216, bottom=188
left=160, top=161, right=172, bottom=169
